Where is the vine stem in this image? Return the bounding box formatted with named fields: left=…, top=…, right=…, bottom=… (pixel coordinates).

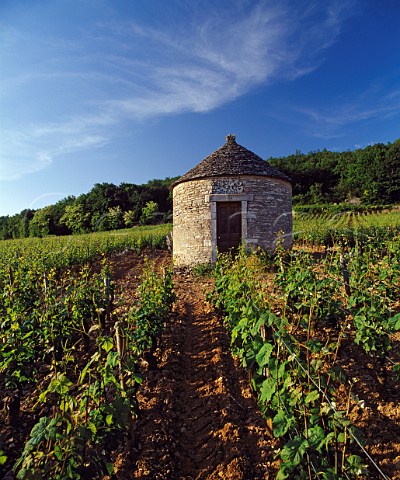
left=115, top=321, right=126, bottom=391
left=278, top=333, right=391, bottom=480
left=303, top=404, right=312, bottom=480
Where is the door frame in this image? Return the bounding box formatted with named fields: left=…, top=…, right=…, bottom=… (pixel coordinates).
left=205, top=193, right=254, bottom=263
left=216, top=201, right=242, bottom=253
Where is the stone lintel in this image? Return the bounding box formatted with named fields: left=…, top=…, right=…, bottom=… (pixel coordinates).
left=204, top=193, right=254, bottom=203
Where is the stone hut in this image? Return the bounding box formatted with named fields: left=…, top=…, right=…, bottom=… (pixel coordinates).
left=171, top=134, right=292, bottom=267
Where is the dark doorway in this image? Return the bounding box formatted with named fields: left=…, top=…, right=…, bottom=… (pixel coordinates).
left=216, top=202, right=242, bottom=253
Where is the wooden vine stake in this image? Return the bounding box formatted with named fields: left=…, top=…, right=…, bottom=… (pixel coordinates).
left=340, top=252, right=351, bottom=296
left=115, top=321, right=136, bottom=447
left=115, top=321, right=126, bottom=390
left=101, top=274, right=113, bottom=328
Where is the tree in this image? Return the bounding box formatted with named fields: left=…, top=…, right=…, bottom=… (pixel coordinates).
left=29, top=207, right=53, bottom=237
left=378, top=140, right=400, bottom=203
left=19, top=209, right=34, bottom=238
left=50, top=196, right=75, bottom=235
left=60, top=204, right=91, bottom=234
left=139, top=201, right=158, bottom=225
left=123, top=210, right=136, bottom=228
left=95, top=206, right=124, bottom=231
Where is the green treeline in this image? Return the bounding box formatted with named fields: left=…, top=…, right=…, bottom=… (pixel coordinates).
left=269, top=138, right=400, bottom=208
left=2, top=138, right=400, bottom=240
left=0, top=178, right=178, bottom=240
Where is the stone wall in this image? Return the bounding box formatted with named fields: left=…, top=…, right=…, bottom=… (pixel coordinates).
left=243, top=176, right=292, bottom=251
left=172, top=179, right=214, bottom=267
left=172, top=175, right=292, bottom=267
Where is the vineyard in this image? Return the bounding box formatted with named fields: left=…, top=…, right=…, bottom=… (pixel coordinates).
left=292, top=208, right=400, bottom=247
left=0, top=212, right=399, bottom=479
left=0, top=225, right=174, bottom=479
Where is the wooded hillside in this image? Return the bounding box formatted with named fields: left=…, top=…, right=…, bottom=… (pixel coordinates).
left=1, top=138, right=399, bottom=240
left=0, top=178, right=177, bottom=240
left=269, top=139, right=400, bottom=207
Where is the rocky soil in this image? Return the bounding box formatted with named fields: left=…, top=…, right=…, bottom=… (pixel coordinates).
left=112, top=255, right=279, bottom=479
left=1, top=249, right=399, bottom=479
left=111, top=250, right=400, bottom=479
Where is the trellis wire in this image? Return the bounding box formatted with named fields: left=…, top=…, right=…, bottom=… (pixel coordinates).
left=276, top=332, right=391, bottom=480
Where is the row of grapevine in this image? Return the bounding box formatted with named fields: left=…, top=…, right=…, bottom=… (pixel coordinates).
left=209, top=239, right=399, bottom=479
left=0, top=228, right=174, bottom=478
left=293, top=209, right=400, bottom=247
left=0, top=223, right=171, bottom=273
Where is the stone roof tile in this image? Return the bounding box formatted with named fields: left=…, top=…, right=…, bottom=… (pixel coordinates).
left=172, top=134, right=290, bottom=188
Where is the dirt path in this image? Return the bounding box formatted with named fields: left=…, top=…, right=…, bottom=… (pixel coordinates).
left=114, top=264, right=278, bottom=479
left=1, top=250, right=398, bottom=479
left=109, top=250, right=400, bottom=479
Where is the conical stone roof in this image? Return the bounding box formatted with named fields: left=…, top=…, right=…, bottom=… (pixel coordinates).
left=172, top=134, right=290, bottom=188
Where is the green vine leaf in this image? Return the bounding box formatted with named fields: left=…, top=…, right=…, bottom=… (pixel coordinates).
left=259, top=377, right=276, bottom=404
left=305, top=390, right=320, bottom=404
left=0, top=450, right=7, bottom=466
left=346, top=455, right=368, bottom=476
left=100, top=336, right=114, bottom=353
left=389, top=312, right=400, bottom=330
left=255, top=342, right=273, bottom=368
left=280, top=436, right=309, bottom=467
left=273, top=410, right=295, bottom=437
left=307, top=425, right=326, bottom=452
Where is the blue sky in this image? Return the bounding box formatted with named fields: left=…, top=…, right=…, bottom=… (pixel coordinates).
left=1, top=0, right=400, bottom=216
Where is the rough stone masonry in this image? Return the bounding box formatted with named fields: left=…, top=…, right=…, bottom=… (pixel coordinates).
left=171, top=135, right=292, bottom=267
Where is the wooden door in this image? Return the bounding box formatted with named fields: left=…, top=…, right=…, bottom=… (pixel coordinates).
left=216, top=202, right=242, bottom=253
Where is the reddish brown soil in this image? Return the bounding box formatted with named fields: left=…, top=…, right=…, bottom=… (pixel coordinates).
left=112, top=262, right=279, bottom=479
left=336, top=333, right=400, bottom=479
left=1, top=249, right=399, bottom=479
left=110, top=250, right=400, bottom=480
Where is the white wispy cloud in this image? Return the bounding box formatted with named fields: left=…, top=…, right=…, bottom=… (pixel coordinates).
left=0, top=109, right=114, bottom=180
left=0, top=129, right=52, bottom=180
left=288, top=85, right=400, bottom=139
left=0, top=0, right=355, bottom=180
